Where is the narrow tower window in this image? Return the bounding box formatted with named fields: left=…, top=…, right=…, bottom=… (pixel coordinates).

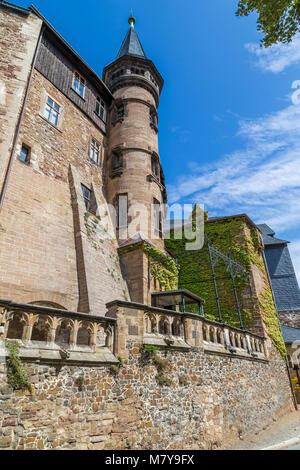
left=153, top=197, right=162, bottom=238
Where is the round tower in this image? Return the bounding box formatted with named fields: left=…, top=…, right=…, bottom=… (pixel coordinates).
left=103, top=14, right=166, bottom=250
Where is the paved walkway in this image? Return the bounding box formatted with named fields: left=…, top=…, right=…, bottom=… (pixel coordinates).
left=225, top=409, right=300, bottom=450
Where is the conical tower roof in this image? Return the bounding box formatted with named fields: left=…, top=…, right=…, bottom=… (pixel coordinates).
left=116, top=13, right=147, bottom=59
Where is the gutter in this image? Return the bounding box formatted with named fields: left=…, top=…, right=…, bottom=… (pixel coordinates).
left=0, top=23, right=45, bottom=212
left=262, top=249, right=298, bottom=410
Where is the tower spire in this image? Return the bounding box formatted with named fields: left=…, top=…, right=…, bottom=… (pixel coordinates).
left=128, top=9, right=136, bottom=28
left=116, top=12, right=146, bottom=59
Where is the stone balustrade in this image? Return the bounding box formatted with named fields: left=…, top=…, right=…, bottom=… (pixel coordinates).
left=0, top=300, right=118, bottom=364
left=106, top=300, right=268, bottom=361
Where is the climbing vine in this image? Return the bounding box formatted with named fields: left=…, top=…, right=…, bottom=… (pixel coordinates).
left=5, top=341, right=32, bottom=392
left=165, top=214, right=285, bottom=357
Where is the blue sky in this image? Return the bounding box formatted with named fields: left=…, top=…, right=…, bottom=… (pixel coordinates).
left=15, top=0, right=300, bottom=281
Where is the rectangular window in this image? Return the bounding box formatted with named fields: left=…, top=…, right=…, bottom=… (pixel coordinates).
left=90, top=139, right=100, bottom=164
left=72, top=71, right=85, bottom=98
left=19, top=145, right=30, bottom=164
left=116, top=193, right=128, bottom=236
left=44, top=96, right=60, bottom=126
left=81, top=184, right=91, bottom=211
left=95, top=96, right=107, bottom=122
left=153, top=197, right=162, bottom=238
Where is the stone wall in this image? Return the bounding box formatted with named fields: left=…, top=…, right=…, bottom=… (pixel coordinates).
left=0, top=69, right=129, bottom=313
left=0, top=302, right=294, bottom=450
left=0, top=4, right=42, bottom=193
left=0, top=339, right=293, bottom=450
left=278, top=310, right=300, bottom=329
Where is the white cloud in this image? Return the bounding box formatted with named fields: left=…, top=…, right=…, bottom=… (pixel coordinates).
left=245, top=35, right=300, bottom=73
left=167, top=97, right=300, bottom=282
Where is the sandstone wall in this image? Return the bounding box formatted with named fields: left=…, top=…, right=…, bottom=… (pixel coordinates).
left=0, top=69, right=129, bottom=313
left=0, top=5, right=42, bottom=193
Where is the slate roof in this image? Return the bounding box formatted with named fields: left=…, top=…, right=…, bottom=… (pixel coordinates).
left=281, top=325, right=300, bottom=344
left=116, top=25, right=147, bottom=59
left=260, top=223, right=300, bottom=312
left=257, top=223, right=289, bottom=246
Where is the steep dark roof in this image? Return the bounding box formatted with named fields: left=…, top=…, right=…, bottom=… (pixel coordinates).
left=257, top=223, right=289, bottom=246
left=116, top=26, right=146, bottom=59
left=281, top=325, right=300, bottom=344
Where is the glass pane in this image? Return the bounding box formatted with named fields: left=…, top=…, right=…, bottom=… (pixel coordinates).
left=44, top=104, right=51, bottom=121
left=20, top=147, right=28, bottom=162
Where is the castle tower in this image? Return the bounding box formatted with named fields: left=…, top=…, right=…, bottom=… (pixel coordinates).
left=103, top=14, right=166, bottom=251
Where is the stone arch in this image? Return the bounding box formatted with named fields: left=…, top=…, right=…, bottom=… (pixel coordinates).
left=145, top=313, right=157, bottom=334
left=203, top=324, right=208, bottom=341
left=159, top=316, right=170, bottom=335
left=55, top=319, right=72, bottom=346
left=6, top=312, right=24, bottom=340
left=31, top=315, right=50, bottom=342
left=77, top=323, right=91, bottom=346
left=216, top=328, right=223, bottom=345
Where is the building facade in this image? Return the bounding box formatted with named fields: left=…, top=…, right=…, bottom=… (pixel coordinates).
left=0, top=2, right=296, bottom=450
left=0, top=3, right=167, bottom=314
left=258, top=224, right=300, bottom=329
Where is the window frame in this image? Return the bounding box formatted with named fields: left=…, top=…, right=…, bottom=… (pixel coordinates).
left=19, top=144, right=31, bottom=164
left=72, top=71, right=86, bottom=99
left=44, top=95, right=61, bottom=127
left=81, top=184, right=92, bottom=211
left=89, top=138, right=100, bottom=165
left=153, top=197, right=163, bottom=238
left=95, top=96, right=107, bottom=123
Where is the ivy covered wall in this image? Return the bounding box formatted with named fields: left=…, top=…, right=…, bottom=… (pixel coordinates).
left=165, top=214, right=286, bottom=358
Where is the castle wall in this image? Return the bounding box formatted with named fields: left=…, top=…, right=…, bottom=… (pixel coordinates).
left=0, top=329, right=293, bottom=450
left=0, top=69, right=129, bottom=313
left=0, top=5, right=42, bottom=195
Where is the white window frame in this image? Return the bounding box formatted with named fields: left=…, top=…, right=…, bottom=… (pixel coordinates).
left=72, top=71, right=85, bottom=98
left=90, top=138, right=100, bottom=164
left=44, top=95, right=61, bottom=127
left=95, top=96, right=107, bottom=122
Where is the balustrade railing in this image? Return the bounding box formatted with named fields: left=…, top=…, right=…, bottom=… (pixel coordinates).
left=142, top=307, right=266, bottom=359
left=0, top=300, right=117, bottom=363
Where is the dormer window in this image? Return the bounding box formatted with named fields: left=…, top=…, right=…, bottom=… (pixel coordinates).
left=72, top=71, right=85, bottom=98
left=95, top=96, right=107, bottom=122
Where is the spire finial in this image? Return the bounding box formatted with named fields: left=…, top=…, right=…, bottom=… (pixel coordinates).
left=128, top=9, right=136, bottom=28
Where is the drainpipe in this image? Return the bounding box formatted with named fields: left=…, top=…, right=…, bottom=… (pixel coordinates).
left=0, top=23, right=45, bottom=211
left=262, top=250, right=298, bottom=410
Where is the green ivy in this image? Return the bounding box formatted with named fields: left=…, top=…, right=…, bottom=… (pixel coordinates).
left=5, top=341, right=32, bottom=392
left=165, top=214, right=285, bottom=357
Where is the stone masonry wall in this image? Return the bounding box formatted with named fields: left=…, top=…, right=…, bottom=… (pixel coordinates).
left=278, top=310, right=300, bottom=329
left=0, top=69, right=129, bottom=313
left=0, top=5, right=42, bottom=191
left=0, top=338, right=293, bottom=450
